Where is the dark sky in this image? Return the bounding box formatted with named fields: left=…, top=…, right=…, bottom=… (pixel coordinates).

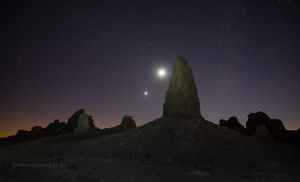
left=1, top=0, right=300, bottom=137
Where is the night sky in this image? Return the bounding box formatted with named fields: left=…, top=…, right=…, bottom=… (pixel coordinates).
left=1, top=0, right=300, bottom=137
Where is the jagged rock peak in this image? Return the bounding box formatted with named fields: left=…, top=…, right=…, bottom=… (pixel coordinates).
left=163, top=56, right=203, bottom=119
left=120, top=115, right=136, bottom=130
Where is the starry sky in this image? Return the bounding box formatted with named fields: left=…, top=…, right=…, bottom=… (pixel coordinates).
left=1, top=0, right=300, bottom=137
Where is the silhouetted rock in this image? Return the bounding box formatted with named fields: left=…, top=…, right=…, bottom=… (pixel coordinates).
left=246, top=112, right=270, bottom=134
left=217, top=111, right=299, bottom=144
left=10, top=130, right=31, bottom=143
left=245, top=112, right=285, bottom=139
left=67, top=109, right=85, bottom=131
left=31, top=126, right=44, bottom=137
left=219, top=117, right=245, bottom=132
left=45, top=120, right=67, bottom=136
left=101, top=115, right=137, bottom=134
left=163, top=56, right=203, bottom=119
left=31, top=126, right=43, bottom=133
left=0, top=109, right=99, bottom=146
left=119, top=115, right=136, bottom=130
left=16, top=129, right=30, bottom=137
left=268, top=119, right=286, bottom=136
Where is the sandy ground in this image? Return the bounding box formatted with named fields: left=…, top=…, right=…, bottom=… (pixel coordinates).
left=1, top=156, right=299, bottom=182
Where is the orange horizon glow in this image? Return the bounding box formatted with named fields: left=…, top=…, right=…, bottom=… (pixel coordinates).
left=0, top=120, right=117, bottom=138
left=1, top=116, right=299, bottom=138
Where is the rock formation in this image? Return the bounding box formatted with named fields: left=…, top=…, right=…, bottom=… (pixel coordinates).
left=11, top=130, right=31, bottom=143
left=75, top=113, right=95, bottom=132
left=219, top=111, right=300, bottom=144
left=101, top=115, right=137, bottom=134
left=246, top=112, right=285, bottom=138
left=66, top=109, right=95, bottom=132
left=163, top=56, right=203, bottom=119
left=31, top=126, right=44, bottom=137
left=66, top=109, right=85, bottom=131
left=44, top=120, right=67, bottom=136
left=219, top=117, right=245, bottom=132
left=16, top=130, right=30, bottom=138
left=0, top=109, right=98, bottom=146
left=31, top=126, right=43, bottom=133
left=119, top=115, right=136, bottom=130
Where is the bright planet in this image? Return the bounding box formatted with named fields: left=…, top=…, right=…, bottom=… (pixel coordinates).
left=144, top=91, right=149, bottom=96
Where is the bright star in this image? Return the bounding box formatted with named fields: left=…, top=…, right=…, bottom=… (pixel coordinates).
left=144, top=91, right=149, bottom=96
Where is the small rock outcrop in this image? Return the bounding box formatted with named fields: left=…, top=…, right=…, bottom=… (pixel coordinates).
left=119, top=115, right=137, bottom=130
left=219, top=117, right=245, bottom=132
left=0, top=108, right=98, bottom=146
left=218, top=111, right=299, bottom=144
left=163, top=56, right=203, bottom=119
left=76, top=113, right=94, bottom=132
left=31, top=126, right=43, bottom=133
left=31, top=126, right=44, bottom=137
left=246, top=112, right=285, bottom=138
left=45, top=119, right=67, bottom=136
left=66, top=109, right=95, bottom=132
left=66, top=109, right=85, bottom=131
left=246, top=112, right=271, bottom=134
left=16, top=130, right=30, bottom=137
left=102, top=115, right=137, bottom=133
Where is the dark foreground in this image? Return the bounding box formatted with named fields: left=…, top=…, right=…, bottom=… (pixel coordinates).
left=1, top=118, right=300, bottom=182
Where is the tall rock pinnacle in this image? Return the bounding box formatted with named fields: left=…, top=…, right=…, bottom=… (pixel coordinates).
left=163, top=56, right=203, bottom=119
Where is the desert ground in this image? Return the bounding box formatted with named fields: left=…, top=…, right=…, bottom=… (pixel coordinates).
left=1, top=118, right=300, bottom=182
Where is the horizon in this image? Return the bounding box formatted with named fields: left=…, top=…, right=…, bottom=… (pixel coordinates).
left=1, top=0, right=300, bottom=137
left=1, top=55, right=299, bottom=137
